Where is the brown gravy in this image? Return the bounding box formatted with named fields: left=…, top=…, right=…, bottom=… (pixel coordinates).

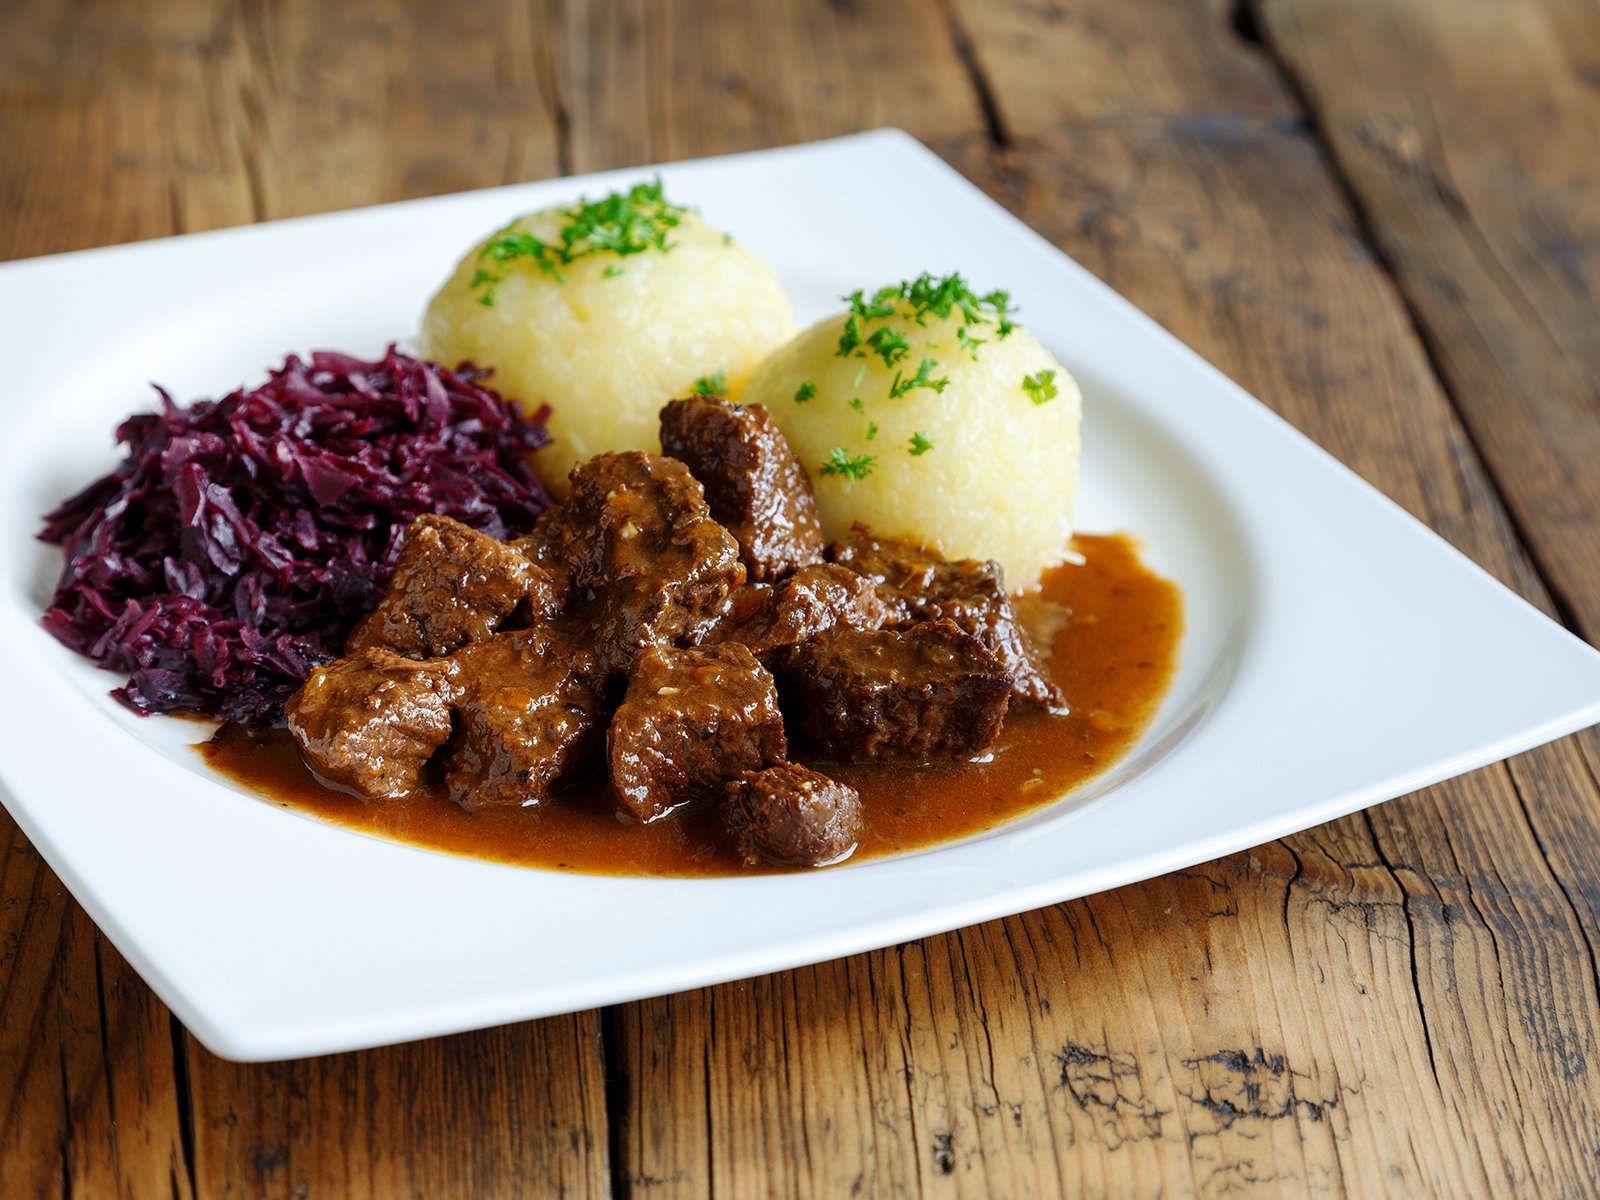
left=200, top=534, right=1181, bottom=876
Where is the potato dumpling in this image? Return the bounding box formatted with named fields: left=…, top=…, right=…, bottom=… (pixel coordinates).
left=421, top=182, right=795, bottom=494
left=740, top=277, right=1081, bottom=590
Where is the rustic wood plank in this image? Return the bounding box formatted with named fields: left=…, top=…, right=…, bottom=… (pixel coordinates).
left=184, top=1017, right=610, bottom=1198
left=1252, top=0, right=1600, bottom=642
left=544, top=0, right=986, bottom=173
left=0, top=0, right=565, bottom=263
left=945, top=0, right=1292, bottom=126
left=1, top=811, right=194, bottom=1200
left=216, top=0, right=566, bottom=220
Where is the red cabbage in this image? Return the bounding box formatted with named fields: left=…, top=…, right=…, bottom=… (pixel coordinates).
left=40, top=347, right=552, bottom=726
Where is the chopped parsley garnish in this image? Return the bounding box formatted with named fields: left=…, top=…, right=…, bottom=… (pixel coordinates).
left=908, top=431, right=935, bottom=456
left=472, top=178, right=688, bottom=305
left=837, top=315, right=864, bottom=358
left=889, top=356, right=948, bottom=399
left=691, top=369, right=727, bottom=396
left=794, top=380, right=817, bottom=404
left=848, top=397, right=865, bottom=412
left=602, top=264, right=625, bottom=278
left=867, top=422, right=879, bottom=441
left=1022, top=368, right=1059, bottom=405
left=830, top=271, right=1017, bottom=406
left=818, top=448, right=875, bottom=482
left=845, top=287, right=900, bottom=321
left=865, top=327, right=910, bottom=367
left=836, top=272, right=1016, bottom=352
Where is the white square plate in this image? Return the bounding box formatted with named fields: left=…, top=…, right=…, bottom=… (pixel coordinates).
left=4, top=130, right=1599, bottom=1061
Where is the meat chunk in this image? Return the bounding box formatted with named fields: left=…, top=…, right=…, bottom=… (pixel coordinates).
left=509, top=502, right=589, bottom=610
left=659, top=396, right=825, bottom=581
left=724, top=764, right=863, bottom=868
left=777, top=620, right=1010, bottom=762
left=716, top=564, right=893, bottom=664
left=829, top=525, right=1065, bottom=711
left=349, top=514, right=558, bottom=658
left=553, top=452, right=747, bottom=676
left=285, top=647, right=461, bottom=800
left=442, top=629, right=604, bottom=811
left=608, top=643, right=787, bottom=823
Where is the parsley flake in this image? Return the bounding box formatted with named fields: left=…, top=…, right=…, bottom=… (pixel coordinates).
left=865, top=327, right=911, bottom=367
left=848, top=397, right=865, bottom=413
left=794, top=380, right=817, bottom=404
left=837, top=315, right=864, bottom=358
left=846, top=287, right=900, bottom=321
left=818, top=448, right=875, bottom=482
left=833, top=273, right=1017, bottom=365
left=691, top=369, right=728, bottom=396
left=472, top=178, right=688, bottom=305
left=1022, top=369, right=1059, bottom=405
left=867, top=422, right=879, bottom=441
left=889, top=356, right=948, bottom=399
left=908, top=431, right=935, bottom=456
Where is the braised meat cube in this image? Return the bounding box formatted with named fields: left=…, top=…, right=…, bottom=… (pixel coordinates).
left=777, top=620, right=1011, bottom=762
left=718, top=564, right=893, bottom=665
left=442, top=629, right=604, bottom=811
left=509, top=506, right=581, bottom=609
left=348, top=514, right=558, bottom=658
left=724, top=764, right=863, bottom=868
left=286, top=647, right=461, bottom=800
left=766, top=563, right=893, bottom=644
left=829, top=525, right=1065, bottom=711
left=827, top=525, right=939, bottom=623
left=557, top=452, right=746, bottom=676
left=659, top=396, right=825, bottom=580
left=608, top=643, right=787, bottom=823
left=922, top=571, right=1065, bottom=712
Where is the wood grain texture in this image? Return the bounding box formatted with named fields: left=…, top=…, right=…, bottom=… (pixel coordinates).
left=2, top=815, right=193, bottom=1200
left=3, top=0, right=1599, bottom=1196
left=185, top=1015, right=610, bottom=1197
left=545, top=0, right=986, bottom=172
left=1254, top=0, right=1600, bottom=641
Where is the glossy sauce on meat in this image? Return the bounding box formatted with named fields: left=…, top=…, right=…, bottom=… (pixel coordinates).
left=201, top=534, right=1181, bottom=875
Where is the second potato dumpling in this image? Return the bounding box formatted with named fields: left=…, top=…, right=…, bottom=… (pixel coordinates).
left=740, top=274, right=1082, bottom=591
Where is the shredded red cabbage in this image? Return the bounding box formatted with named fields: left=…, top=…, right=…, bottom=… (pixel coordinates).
left=40, top=347, right=551, bottom=726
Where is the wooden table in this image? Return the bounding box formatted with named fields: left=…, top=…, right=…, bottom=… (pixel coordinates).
left=5, top=0, right=1599, bottom=1194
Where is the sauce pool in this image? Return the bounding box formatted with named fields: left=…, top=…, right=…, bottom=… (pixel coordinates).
left=200, top=534, right=1181, bottom=875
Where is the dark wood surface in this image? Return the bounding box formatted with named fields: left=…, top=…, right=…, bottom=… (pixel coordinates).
left=4, top=0, right=1599, bottom=1194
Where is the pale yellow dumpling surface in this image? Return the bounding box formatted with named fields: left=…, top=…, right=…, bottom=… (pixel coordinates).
left=422, top=205, right=794, bottom=494
left=741, top=306, right=1082, bottom=591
